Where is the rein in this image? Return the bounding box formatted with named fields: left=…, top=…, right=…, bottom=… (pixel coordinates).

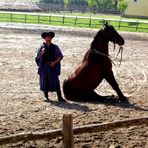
left=91, top=45, right=124, bottom=66
left=92, top=48, right=109, bottom=58
left=116, top=46, right=123, bottom=66
left=91, top=48, right=117, bottom=66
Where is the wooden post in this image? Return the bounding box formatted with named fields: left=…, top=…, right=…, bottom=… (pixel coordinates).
left=62, top=114, right=73, bottom=148
left=10, top=13, right=12, bottom=21
left=136, top=20, right=139, bottom=31
left=49, top=15, right=51, bottom=23
left=119, top=19, right=121, bottom=29
left=62, top=15, right=65, bottom=25
left=89, top=16, right=91, bottom=27
left=24, top=14, right=27, bottom=23
left=38, top=14, right=40, bottom=23
left=103, top=18, right=105, bottom=24
left=75, top=16, right=77, bottom=26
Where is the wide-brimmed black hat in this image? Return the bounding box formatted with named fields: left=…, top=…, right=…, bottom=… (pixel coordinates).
left=41, top=31, right=55, bottom=39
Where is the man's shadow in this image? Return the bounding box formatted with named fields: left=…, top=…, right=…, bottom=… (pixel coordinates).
left=45, top=100, right=92, bottom=112
left=45, top=94, right=148, bottom=112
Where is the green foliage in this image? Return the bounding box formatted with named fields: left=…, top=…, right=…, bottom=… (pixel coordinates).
left=117, top=0, right=129, bottom=12
left=85, top=0, right=97, bottom=7
left=39, top=0, right=63, bottom=4
left=39, top=0, right=124, bottom=12
left=85, top=0, right=117, bottom=10
left=63, top=0, right=69, bottom=8
left=39, top=0, right=52, bottom=4
left=97, top=0, right=114, bottom=7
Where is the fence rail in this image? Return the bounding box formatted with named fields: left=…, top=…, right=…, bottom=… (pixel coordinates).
left=0, top=11, right=148, bottom=31
left=0, top=115, right=147, bottom=148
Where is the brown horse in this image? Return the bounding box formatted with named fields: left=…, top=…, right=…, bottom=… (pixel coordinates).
left=63, top=23, right=128, bottom=103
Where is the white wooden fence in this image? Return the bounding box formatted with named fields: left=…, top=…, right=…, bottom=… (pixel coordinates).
left=0, top=11, right=148, bottom=31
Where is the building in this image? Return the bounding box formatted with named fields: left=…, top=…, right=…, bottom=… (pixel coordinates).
left=0, top=0, right=41, bottom=12
left=125, top=0, right=148, bottom=18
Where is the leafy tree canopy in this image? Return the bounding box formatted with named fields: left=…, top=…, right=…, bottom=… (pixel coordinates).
left=118, top=0, right=129, bottom=12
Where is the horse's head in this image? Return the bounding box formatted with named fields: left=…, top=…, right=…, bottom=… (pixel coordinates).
left=103, top=23, right=124, bottom=46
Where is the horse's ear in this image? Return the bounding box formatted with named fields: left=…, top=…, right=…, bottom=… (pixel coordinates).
left=105, top=22, right=108, bottom=25
left=103, top=22, right=108, bottom=30
left=104, top=22, right=108, bottom=27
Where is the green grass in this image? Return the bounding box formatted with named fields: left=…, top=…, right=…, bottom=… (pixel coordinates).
left=0, top=12, right=148, bottom=32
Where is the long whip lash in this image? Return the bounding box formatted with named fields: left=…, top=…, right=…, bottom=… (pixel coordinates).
left=116, top=46, right=123, bottom=66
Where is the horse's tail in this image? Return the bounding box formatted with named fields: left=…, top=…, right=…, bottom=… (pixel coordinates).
left=63, top=79, right=72, bottom=100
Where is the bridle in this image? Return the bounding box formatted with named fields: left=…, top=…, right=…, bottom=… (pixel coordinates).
left=91, top=26, right=124, bottom=66
left=91, top=45, right=123, bottom=66
left=92, top=48, right=109, bottom=58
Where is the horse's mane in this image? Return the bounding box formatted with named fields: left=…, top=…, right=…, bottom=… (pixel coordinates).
left=90, top=29, right=104, bottom=50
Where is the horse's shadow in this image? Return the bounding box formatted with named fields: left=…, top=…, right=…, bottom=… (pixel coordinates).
left=46, top=95, right=148, bottom=112
left=72, top=94, right=148, bottom=112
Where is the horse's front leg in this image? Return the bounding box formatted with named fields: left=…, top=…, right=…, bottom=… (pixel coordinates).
left=104, top=71, right=129, bottom=103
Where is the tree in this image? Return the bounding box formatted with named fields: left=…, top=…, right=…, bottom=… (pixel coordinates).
left=86, top=0, right=97, bottom=7
left=114, top=0, right=118, bottom=9
left=63, top=0, right=69, bottom=8
left=117, top=0, right=129, bottom=14
left=39, top=0, right=63, bottom=4
left=99, top=0, right=114, bottom=8
left=39, top=0, right=53, bottom=3
left=85, top=0, right=97, bottom=12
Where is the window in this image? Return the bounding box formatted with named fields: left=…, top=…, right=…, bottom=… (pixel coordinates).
left=133, top=0, right=140, bottom=2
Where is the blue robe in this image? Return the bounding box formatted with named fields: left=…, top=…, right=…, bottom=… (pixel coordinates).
left=35, top=43, right=63, bottom=92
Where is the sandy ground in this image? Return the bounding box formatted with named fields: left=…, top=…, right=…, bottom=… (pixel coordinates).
left=0, top=23, right=148, bottom=148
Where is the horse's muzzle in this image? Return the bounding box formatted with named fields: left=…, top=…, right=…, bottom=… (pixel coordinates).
left=118, top=38, right=125, bottom=46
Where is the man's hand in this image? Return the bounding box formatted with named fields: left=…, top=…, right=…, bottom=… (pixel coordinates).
left=48, top=57, right=62, bottom=67
left=41, top=48, right=46, bottom=55
left=48, top=61, right=56, bottom=67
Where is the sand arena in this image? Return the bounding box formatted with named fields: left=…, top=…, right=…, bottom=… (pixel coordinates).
left=0, top=23, right=147, bottom=147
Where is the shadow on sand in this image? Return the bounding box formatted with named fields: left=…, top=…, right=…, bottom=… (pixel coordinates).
left=82, top=95, right=148, bottom=112
left=45, top=99, right=92, bottom=112
left=45, top=95, right=148, bottom=112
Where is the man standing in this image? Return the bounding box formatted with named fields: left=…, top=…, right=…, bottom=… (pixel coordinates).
left=35, top=31, right=65, bottom=102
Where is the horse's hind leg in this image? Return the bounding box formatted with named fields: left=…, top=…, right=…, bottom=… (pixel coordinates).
left=63, top=80, right=87, bottom=101
left=83, top=91, right=104, bottom=102
left=104, top=71, right=128, bottom=103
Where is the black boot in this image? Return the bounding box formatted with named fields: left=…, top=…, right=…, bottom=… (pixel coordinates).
left=57, top=91, right=66, bottom=102
left=44, top=91, right=49, bottom=101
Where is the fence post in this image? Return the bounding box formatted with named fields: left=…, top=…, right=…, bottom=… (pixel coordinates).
left=38, top=14, right=40, bottom=23
left=75, top=16, right=77, bottom=26
left=49, top=15, right=51, bottom=23
left=62, top=114, right=73, bottom=148
left=136, top=20, right=139, bottom=31
left=24, top=14, right=27, bottom=23
left=103, top=18, right=105, bottom=24
left=119, top=19, right=121, bottom=29
left=10, top=13, right=12, bottom=22
left=89, top=16, right=91, bottom=27
left=62, top=15, right=65, bottom=25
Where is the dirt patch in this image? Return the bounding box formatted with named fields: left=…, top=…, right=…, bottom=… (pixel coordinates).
left=0, top=23, right=147, bottom=148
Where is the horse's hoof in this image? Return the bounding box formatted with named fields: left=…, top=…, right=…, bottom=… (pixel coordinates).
left=119, top=96, right=129, bottom=103
left=58, top=97, right=66, bottom=102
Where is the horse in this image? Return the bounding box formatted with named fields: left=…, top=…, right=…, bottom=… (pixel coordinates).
left=63, top=23, right=128, bottom=103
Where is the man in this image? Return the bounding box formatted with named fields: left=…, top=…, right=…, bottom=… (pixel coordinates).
left=35, top=31, right=65, bottom=102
